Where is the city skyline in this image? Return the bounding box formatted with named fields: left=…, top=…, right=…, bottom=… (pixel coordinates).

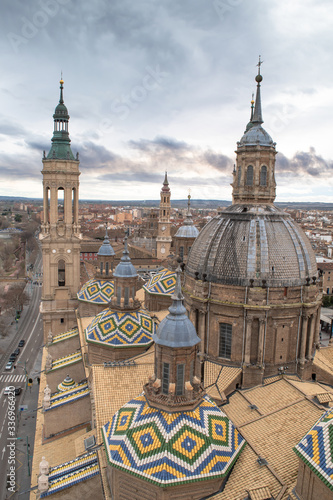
left=1, top=0, right=333, bottom=202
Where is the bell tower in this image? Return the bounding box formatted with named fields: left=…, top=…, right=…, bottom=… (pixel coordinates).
left=40, top=78, right=81, bottom=341
left=232, top=56, right=277, bottom=205
left=156, top=172, right=172, bottom=259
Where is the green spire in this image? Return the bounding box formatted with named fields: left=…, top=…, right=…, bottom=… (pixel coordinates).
left=46, top=77, right=76, bottom=161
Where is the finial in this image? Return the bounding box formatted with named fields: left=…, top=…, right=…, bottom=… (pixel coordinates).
left=59, top=74, right=64, bottom=104
left=252, top=57, right=264, bottom=125
left=171, top=261, right=184, bottom=302
left=256, top=55, right=263, bottom=83
left=250, top=92, right=255, bottom=121
left=163, top=171, right=168, bottom=185
left=104, top=222, right=108, bottom=239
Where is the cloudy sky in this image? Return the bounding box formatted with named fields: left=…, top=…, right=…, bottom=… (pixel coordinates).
left=1, top=0, right=333, bottom=202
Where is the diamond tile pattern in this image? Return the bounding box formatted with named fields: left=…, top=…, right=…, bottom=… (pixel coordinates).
left=77, top=279, right=114, bottom=304
left=143, top=268, right=176, bottom=296
left=102, top=393, right=245, bottom=486
left=294, top=409, right=333, bottom=492
left=86, top=308, right=154, bottom=347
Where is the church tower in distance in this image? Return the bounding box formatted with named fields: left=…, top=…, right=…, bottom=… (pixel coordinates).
left=40, top=78, right=81, bottom=341
left=156, top=172, right=172, bottom=259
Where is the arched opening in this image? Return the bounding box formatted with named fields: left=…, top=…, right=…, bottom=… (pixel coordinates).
left=246, top=165, right=253, bottom=186
left=58, top=260, right=65, bottom=286
left=260, top=165, right=267, bottom=186
left=57, top=188, right=64, bottom=221
left=237, top=166, right=241, bottom=186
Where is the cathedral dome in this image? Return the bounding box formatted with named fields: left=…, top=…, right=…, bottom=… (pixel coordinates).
left=186, top=203, right=317, bottom=287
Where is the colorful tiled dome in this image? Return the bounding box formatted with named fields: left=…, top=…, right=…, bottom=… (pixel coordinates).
left=57, top=375, right=76, bottom=392
left=294, top=409, right=333, bottom=492
left=102, top=393, right=245, bottom=486
left=85, top=308, right=154, bottom=347
left=77, top=279, right=114, bottom=304
left=143, top=269, right=176, bottom=296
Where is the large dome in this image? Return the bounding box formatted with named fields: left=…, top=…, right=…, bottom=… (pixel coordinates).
left=186, top=203, right=317, bottom=287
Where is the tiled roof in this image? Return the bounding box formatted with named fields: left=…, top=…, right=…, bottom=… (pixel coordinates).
left=204, top=361, right=242, bottom=397
left=45, top=383, right=89, bottom=411
left=143, top=268, right=176, bottom=296
left=102, top=393, right=245, bottom=486
left=41, top=451, right=99, bottom=497
left=85, top=308, right=155, bottom=347
left=212, top=380, right=325, bottom=500
left=313, top=346, right=333, bottom=378
left=77, top=279, right=114, bottom=304
left=294, top=409, right=333, bottom=492
left=48, top=352, right=82, bottom=372
left=52, top=328, right=79, bottom=344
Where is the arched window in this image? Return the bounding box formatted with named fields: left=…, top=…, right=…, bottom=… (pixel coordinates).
left=179, top=246, right=184, bottom=261
left=246, top=165, right=253, bottom=186
left=260, top=165, right=267, bottom=186
left=162, top=363, right=169, bottom=395
left=176, top=364, right=185, bottom=395
left=237, top=166, right=241, bottom=186
left=57, top=188, right=64, bottom=221
left=58, top=260, right=65, bottom=286
left=219, top=323, right=232, bottom=359
left=105, top=262, right=109, bottom=276
left=100, top=262, right=103, bottom=275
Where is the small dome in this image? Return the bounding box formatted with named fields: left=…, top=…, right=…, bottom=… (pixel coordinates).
left=175, top=225, right=199, bottom=238
left=57, top=375, right=75, bottom=392
left=54, top=102, right=69, bottom=120
left=153, top=267, right=200, bottom=348
left=239, top=124, right=274, bottom=147
left=98, top=229, right=115, bottom=257
left=186, top=204, right=317, bottom=287
left=113, top=238, right=137, bottom=278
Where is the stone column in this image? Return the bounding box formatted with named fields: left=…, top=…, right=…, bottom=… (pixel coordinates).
left=43, top=185, right=49, bottom=226
left=244, top=318, right=253, bottom=364
left=198, top=312, right=206, bottom=355
left=299, top=313, right=309, bottom=363
left=306, top=314, right=315, bottom=360
left=314, top=309, right=321, bottom=348
left=257, top=317, right=265, bottom=365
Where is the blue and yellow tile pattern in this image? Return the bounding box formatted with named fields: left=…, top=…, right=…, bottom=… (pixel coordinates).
left=143, top=269, right=176, bottom=296
left=52, top=328, right=79, bottom=344
left=86, top=308, right=154, bottom=348
left=48, top=352, right=82, bottom=372
left=77, top=279, right=114, bottom=304
left=102, top=393, right=245, bottom=486
left=41, top=451, right=99, bottom=497
left=294, top=409, right=333, bottom=492
left=45, top=383, right=89, bottom=411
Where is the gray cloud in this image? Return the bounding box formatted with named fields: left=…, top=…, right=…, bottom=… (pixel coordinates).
left=276, top=149, right=333, bottom=177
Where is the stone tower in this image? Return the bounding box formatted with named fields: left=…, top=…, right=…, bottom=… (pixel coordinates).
left=185, top=60, right=321, bottom=387
left=40, top=78, right=81, bottom=341
left=156, top=172, right=172, bottom=259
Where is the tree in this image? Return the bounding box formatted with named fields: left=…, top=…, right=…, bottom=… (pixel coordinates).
left=14, top=214, right=22, bottom=223
left=3, top=284, right=29, bottom=318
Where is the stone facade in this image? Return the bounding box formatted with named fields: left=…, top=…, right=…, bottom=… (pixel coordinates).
left=156, top=173, right=172, bottom=259
left=43, top=396, right=91, bottom=438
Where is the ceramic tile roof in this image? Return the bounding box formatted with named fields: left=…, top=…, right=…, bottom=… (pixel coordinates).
left=143, top=268, right=176, bottom=296
left=85, top=308, right=154, bottom=347
left=45, top=383, right=89, bottom=411
left=41, top=451, right=99, bottom=497
left=102, top=393, right=245, bottom=486
left=52, top=328, right=79, bottom=344
left=91, top=349, right=155, bottom=499
left=77, top=279, right=114, bottom=303
left=48, top=352, right=82, bottom=372
left=211, top=445, right=283, bottom=500
left=237, top=400, right=323, bottom=489
left=313, top=346, right=333, bottom=377
left=241, top=379, right=303, bottom=416
left=247, top=486, right=272, bottom=500
left=294, top=408, right=333, bottom=492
